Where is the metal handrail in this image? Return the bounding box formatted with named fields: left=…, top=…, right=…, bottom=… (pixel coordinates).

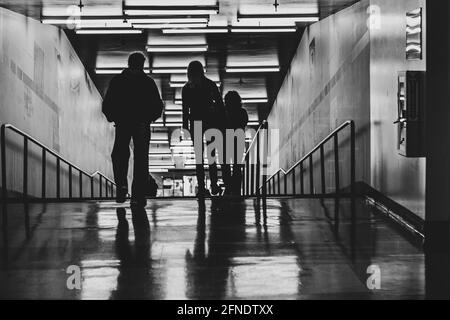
left=243, top=120, right=268, bottom=162
left=242, top=120, right=355, bottom=197
left=1, top=123, right=116, bottom=202
left=266, top=120, right=354, bottom=181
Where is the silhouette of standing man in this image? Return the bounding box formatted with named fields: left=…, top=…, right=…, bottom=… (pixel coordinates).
left=102, top=52, right=163, bottom=208
left=182, top=61, right=225, bottom=198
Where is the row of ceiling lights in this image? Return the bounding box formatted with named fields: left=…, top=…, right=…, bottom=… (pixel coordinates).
left=41, top=4, right=319, bottom=34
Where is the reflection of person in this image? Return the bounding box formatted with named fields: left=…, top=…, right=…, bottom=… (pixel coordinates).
left=111, top=207, right=154, bottom=299
left=184, top=200, right=246, bottom=299
left=223, top=91, right=248, bottom=195
left=182, top=61, right=225, bottom=198
left=102, top=52, right=163, bottom=208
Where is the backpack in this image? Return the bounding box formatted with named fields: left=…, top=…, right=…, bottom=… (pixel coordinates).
left=145, top=174, right=158, bottom=197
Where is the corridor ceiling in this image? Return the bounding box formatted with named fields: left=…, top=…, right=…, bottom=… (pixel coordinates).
left=0, top=0, right=358, bottom=173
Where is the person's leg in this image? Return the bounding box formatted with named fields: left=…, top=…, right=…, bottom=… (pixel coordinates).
left=131, top=123, right=150, bottom=206
left=111, top=125, right=131, bottom=202
left=191, top=121, right=206, bottom=196
left=221, top=132, right=232, bottom=194
left=205, top=127, right=221, bottom=195
left=232, top=164, right=243, bottom=196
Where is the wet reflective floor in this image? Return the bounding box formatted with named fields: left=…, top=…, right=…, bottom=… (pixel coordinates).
left=0, top=197, right=435, bottom=299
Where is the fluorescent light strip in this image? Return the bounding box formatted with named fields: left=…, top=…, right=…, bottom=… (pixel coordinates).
left=247, top=121, right=260, bottom=126
left=170, top=81, right=220, bottom=88
left=124, top=5, right=219, bottom=16
left=165, top=111, right=183, bottom=115
left=150, top=140, right=169, bottom=144
left=128, top=17, right=209, bottom=24
left=242, top=98, right=269, bottom=103
left=163, top=28, right=228, bottom=34
left=237, top=13, right=319, bottom=23
left=42, top=16, right=209, bottom=24
left=76, top=29, right=142, bottom=34
left=231, top=27, right=297, bottom=33
left=152, top=68, right=206, bottom=74
left=150, top=168, right=168, bottom=172
left=96, top=68, right=150, bottom=74
left=125, top=10, right=217, bottom=16
left=226, top=66, right=280, bottom=73
left=135, top=23, right=207, bottom=29
left=146, top=45, right=208, bottom=53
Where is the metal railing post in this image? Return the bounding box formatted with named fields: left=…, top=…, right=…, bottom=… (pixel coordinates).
left=292, top=168, right=296, bottom=195
left=79, top=171, right=83, bottom=198
left=99, top=175, right=103, bottom=198
left=23, top=137, right=28, bottom=201
left=309, top=155, right=314, bottom=194
left=90, top=176, right=94, bottom=198
left=56, top=158, right=61, bottom=199
left=68, top=165, right=73, bottom=199
left=42, top=149, right=46, bottom=198
left=320, top=145, right=326, bottom=194
left=334, top=134, right=340, bottom=196
left=256, top=134, right=260, bottom=197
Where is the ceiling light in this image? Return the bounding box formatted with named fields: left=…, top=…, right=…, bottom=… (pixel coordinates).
left=170, top=81, right=220, bottom=88
left=162, top=27, right=228, bottom=34
left=128, top=17, right=209, bottom=24
left=96, top=68, right=150, bottom=74
left=165, top=110, right=183, bottom=115
left=231, top=27, right=297, bottom=33
left=123, top=5, right=219, bottom=16
left=151, top=67, right=206, bottom=74
left=237, top=13, right=319, bottom=23
left=242, top=98, right=269, bottom=103
left=146, top=44, right=208, bottom=53
left=134, top=23, right=207, bottom=29
left=225, top=66, right=280, bottom=73
left=76, top=28, right=142, bottom=34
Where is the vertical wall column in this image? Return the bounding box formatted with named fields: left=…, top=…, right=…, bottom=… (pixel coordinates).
left=425, top=0, right=450, bottom=246
left=425, top=0, right=450, bottom=299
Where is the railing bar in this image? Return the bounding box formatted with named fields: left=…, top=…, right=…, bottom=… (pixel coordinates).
left=79, top=170, right=83, bottom=198
left=23, top=137, right=28, bottom=200
left=292, top=167, right=296, bottom=195
left=68, top=165, right=73, bottom=199
left=56, top=158, right=61, bottom=199
left=320, top=145, right=326, bottom=194
left=334, top=134, right=340, bottom=195
left=42, top=149, right=46, bottom=199
left=309, top=155, right=314, bottom=194
left=300, top=162, right=304, bottom=195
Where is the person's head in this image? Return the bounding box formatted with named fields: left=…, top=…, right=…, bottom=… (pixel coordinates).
left=128, top=52, right=146, bottom=70
left=225, top=91, right=242, bottom=109
left=187, top=60, right=205, bottom=82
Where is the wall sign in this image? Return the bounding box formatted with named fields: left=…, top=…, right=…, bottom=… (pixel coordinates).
left=406, top=8, right=423, bottom=60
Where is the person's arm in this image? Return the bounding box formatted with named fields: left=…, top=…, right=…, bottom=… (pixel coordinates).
left=182, top=86, right=189, bottom=130
left=148, top=78, right=164, bottom=122
left=242, top=109, right=249, bottom=128
left=102, top=78, right=118, bottom=122
left=212, top=81, right=225, bottom=112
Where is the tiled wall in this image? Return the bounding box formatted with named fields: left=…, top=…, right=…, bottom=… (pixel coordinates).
left=0, top=7, right=114, bottom=198
left=267, top=0, right=426, bottom=218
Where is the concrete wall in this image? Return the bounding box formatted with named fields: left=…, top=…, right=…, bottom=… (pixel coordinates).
left=0, top=8, right=114, bottom=198
left=267, top=0, right=371, bottom=194
left=266, top=0, right=426, bottom=218
left=369, top=0, right=426, bottom=218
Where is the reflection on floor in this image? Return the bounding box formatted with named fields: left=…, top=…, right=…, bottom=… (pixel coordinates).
left=0, top=197, right=435, bottom=299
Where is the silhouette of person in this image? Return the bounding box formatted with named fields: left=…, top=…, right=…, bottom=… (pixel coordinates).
left=182, top=61, right=225, bottom=198
left=102, top=52, right=163, bottom=208
left=222, top=91, right=248, bottom=195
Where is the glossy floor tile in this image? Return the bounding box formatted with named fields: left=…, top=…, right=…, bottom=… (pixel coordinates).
left=0, top=197, right=441, bottom=299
